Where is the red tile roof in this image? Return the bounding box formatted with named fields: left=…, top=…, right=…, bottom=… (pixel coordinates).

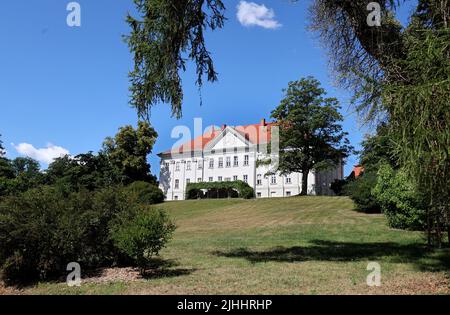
left=352, top=165, right=364, bottom=178
left=158, top=121, right=277, bottom=156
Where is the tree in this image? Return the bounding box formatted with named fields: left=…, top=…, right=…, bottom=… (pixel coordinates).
left=126, top=0, right=225, bottom=119
left=102, top=121, right=158, bottom=184
left=45, top=153, right=121, bottom=191
left=270, top=77, right=353, bottom=195
left=359, top=123, right=397, bottom=171
left=0, top=134, right=5, bottom=157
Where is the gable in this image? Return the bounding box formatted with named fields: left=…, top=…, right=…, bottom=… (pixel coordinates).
left=209, top=129, right=248, bottom=150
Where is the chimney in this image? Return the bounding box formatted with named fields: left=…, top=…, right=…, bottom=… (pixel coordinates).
left=221, top=124, right=227, bottom=130
left=260, top=118, right=266, bottom=126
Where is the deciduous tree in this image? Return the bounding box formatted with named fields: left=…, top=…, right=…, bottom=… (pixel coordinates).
left=271, top=77, right=353, bottom=195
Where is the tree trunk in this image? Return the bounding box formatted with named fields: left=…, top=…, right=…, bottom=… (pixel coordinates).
left=300, top=169, right=309, bottom=195
left=446, top=207, right=450, bottom=247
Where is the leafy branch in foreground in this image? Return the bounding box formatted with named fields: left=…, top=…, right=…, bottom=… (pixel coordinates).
left=126, top=0, right=225, bottom=119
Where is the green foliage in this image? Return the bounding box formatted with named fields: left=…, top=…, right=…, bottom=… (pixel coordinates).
left=359, top=123, right=397, bottom=171
left=126, top=0, right=225, bottom=118
left=345, top=171, right=380, bottom=213
left=45, top=153, right=121, bottom=191
left=124, top=181, right=165, bottom=205
left=0, top=186, right=138, bottom=285
left=270, top=77, right=353, bottom=195
left=383, top=28, right=450, bottom=245
left=185, top=181, right=254, bottom=199
left=111, top=208, right=176, bottom=271
left=102, top=121, right=158, bottom=184
left=0, top=157, right=43, bottom=198
left=373, top=164, right=426, bottom=230
left=330, top=178, right=348, bottom=196
left=0, top=134, right=5, bottom=157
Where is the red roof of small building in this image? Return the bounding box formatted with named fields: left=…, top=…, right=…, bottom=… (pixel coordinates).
left=159, top=119, right=277, bottom=156
left=353, top=165, right=364, bottom=178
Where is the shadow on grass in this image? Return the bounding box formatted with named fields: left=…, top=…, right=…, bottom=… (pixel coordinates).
left=213, top=240, right=450, bottom=272
left=141, top=257, right=197, bottom=279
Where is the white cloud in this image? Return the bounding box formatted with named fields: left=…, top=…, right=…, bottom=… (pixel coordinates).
left=13, top=143, right=70, bottom=164
left=236, top=1, right=281, bottom=29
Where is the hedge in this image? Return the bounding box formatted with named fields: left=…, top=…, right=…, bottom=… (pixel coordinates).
left=185, top=180, right=254, bottom=199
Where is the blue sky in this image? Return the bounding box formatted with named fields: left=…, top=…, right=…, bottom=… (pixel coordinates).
left=0, top=1, right=416, bottom=177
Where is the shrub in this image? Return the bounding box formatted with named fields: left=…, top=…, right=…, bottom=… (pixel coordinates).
left=330, top=178, right=349, bottom=196
left=110, top=208, right=176, bottom=271
left=345, top=171, right=381, bottom=213
left=185, top=181, right=254, bottom=199
left=0, top=185, right=137, bottom=285
left=373, top=164, right=426, bottom=230
left=124, top=181, right=165, bottom=205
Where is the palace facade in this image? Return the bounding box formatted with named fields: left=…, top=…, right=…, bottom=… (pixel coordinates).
left=158, top=119, right=343, bottom=200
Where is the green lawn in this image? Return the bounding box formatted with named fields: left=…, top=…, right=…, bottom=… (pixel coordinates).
left=9, top=196, right=450, bottom=294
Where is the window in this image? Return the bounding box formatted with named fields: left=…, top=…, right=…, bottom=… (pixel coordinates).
left=243, top=175, right=248, bottom=183
left=209, top=159, right=214, bottom=169
left=226, top=156, right=231, bottom=167
left=244, top=155, right=249, bottom=166
left=257, top=192, right=262, bottom=198
left=257, top=174, right=262, bottom=185
left=198, top=161, right=202, bottom=169
left=218, top=176, right=223, bottom=182
left=186, top=178, right=190, bottom=184
left=286, top=176, right=291, bottom=184
left=175, top=179, right=179, bottom=189
left=271, top=175, right=277, bottom=185
left=165, top=162, right=169, bottom=168
left=286, top=191, right=291, bottom=196
left=233, top=156, right=238, bottom=166
left=175, top=162, right=180, bottom=171
left=233, top=175, right=238, bottom=181
left=197, top=177, right=202, bottom=182
left=186, top=161, right=191, bottom=170
left=209, top=177, right=213, bottom=182
left=218, top=157, right=223, bottom=168
left=225, top=177, right=231, bottom=182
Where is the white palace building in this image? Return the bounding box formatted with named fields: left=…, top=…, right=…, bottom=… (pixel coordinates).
left=158, top=119, right=344, bottom=201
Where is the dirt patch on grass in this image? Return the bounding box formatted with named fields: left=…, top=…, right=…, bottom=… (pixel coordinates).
left=82, top=267, right=143, bottom=284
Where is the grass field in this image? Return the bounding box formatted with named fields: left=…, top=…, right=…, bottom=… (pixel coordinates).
left=5, top=196, right=450, bottom=295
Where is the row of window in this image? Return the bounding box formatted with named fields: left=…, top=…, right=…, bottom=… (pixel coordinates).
left=173, top=175, right=248, bottom=189
left=256, top=174, right=292, bottom=185
left=256, top=191, right=291, bottom=198
left=170, top=155, right=250, bottom=171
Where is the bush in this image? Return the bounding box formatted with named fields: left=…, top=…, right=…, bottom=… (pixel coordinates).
left=330, top=179, right=349, bottom=196
left=110, top=208, right=176, bottom=271
left=185, top=181, right=254, bottom=199
left=0, top=185, right=138, bottom=285
left=345, top=171, right=381, bottom=213
left=373, top=164, right=426, bottom=230
left=124, top=181, right=165, bottom=205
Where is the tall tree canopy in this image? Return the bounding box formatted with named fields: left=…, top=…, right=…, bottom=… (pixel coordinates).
left=271, top=77, right=353, bottom=195
left=310, top=0, right=449, bottom=245
left=0, top=134, right=5, bottom=157
left=126, top=0, right=225, bottom=119
left=102, top=121, right=158, bottom=184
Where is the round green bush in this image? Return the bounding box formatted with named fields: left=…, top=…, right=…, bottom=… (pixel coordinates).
left=110, top=208, right=176, bottom=271
left=124, top=181, right=165, bottom=204
left=373, top=164, right=426, bottom=230
left=345, top=171, right=381, bottom=213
